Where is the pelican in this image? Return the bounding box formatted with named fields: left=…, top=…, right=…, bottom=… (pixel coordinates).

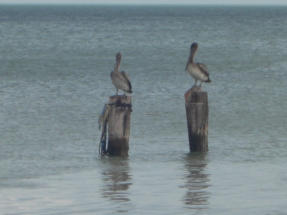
left=185, top=42, right=211, bottom=87
left=110, top=52, right=132, bottom=95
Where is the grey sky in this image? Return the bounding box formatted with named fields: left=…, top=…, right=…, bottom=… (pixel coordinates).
left=0, top=0, right=286, bottom=5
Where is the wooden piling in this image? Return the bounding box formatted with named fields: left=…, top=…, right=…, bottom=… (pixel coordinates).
left=185, top=86, right=208, bottom=152
left=107, top=95, right=132, bottom=156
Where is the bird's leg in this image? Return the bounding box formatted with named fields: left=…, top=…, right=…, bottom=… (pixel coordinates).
left=116, top=88, right=118, bottom=95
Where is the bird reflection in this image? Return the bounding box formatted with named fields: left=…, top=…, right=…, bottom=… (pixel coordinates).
left=183, top=153, right=210, bottom=210
left=101, top=157, right=132, bottom=205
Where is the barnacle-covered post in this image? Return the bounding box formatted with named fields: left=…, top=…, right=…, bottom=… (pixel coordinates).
left=185, top=86, right=208, bottom=152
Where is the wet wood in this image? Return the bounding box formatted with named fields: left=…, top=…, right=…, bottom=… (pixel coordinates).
left=185, top=86, right=208, bottom=152
left=107, top=95, right=132, bottom=156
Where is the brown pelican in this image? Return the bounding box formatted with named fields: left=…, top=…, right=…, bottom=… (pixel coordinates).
left=185, top=42, right=211, bottom=87
left=110, top=52, right=132, bottom=95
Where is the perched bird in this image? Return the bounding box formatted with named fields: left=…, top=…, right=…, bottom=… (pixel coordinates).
left=185, top=42, right=211, bottom=87
left=110, top=52, right=132, bottom=95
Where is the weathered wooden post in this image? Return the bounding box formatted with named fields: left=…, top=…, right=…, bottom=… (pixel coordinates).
left=107, top=95, right=132, bottom=156
left=185, top=86, right=208, bottom=152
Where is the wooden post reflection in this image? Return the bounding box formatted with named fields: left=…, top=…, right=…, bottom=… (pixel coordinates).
left=101, top=158, right=132, bottom=204
left=183, top=153, right=210, bottom=210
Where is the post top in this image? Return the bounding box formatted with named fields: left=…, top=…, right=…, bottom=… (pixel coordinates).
left=109, top=95, right=132, bottom=107
left=185, top=87, right=208, bottom=104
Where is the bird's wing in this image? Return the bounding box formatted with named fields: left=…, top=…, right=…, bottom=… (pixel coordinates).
left=120, top=71, right=132, bottom=91
left=197, top=63, right=209, bottom=77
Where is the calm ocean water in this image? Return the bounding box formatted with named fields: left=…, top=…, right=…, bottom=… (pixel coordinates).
left=1, top=5, right=287, bottom=215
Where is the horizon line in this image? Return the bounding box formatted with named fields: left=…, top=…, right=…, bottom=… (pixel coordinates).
left=0, top=3, right=287, bottom=6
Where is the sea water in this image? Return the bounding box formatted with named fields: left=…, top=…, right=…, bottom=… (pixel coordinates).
left=0, top=5, right=287, bottom=214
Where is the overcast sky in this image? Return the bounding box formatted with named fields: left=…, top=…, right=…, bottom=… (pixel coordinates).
left=0, top=0, right=286, bottom=5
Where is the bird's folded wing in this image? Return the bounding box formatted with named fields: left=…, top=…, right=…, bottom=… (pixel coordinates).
left=121, top=71, right=132, bottom=90
left=197, top=63, right=209, bottom=76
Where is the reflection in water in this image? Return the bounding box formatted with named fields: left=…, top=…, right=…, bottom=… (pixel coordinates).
left=101, top=157, right=132, bottom=213
left=183, top=153, right=210, bottom=210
